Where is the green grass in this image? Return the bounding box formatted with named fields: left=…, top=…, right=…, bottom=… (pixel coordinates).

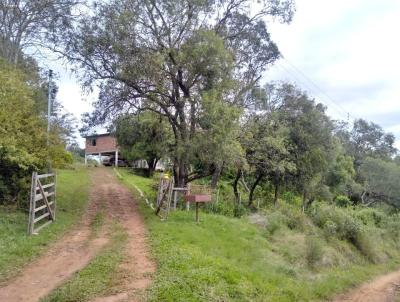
left=117, top=168, right=157, bottom=205
left=42, top=222, right=128, bottom=302
left=117, top=169, right=400, bottom=302
left=0, top=166, right=90, bottom=283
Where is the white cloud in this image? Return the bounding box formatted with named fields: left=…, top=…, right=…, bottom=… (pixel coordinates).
left=265, top=0, right=400, bottom=147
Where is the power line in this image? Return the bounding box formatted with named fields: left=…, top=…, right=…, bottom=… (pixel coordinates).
left=273, top=61, right=351, bottom=122
left=280, top=55, right=357, bottom=123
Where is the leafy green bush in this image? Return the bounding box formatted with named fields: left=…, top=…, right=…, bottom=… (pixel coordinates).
left=233, top=203, right=248, bottom=218
left=353, top=208, right=386, bottom=227
left=310, top=204, right=361, bottom=241
left=279, top=203, right=308, bottom=231
left=334, top=195, right=352, bottom=207
left=323, top=220, right=338, bottom=239
left=0, top=60, right=72, bottom=206
left=281, top=191, right=301, bottom=206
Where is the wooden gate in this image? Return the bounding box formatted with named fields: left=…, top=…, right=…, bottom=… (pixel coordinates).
left=28, top=172, right=57, bottom=235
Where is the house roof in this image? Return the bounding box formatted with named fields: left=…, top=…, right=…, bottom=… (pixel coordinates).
left=83, top=133, right=114, bottom=138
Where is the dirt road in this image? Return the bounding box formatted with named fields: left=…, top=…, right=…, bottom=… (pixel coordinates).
left=0, top=168, right=154, bottom=302
left=333, top=269, right=400, bottom=302
left=91, top=168, right=155, bottom=302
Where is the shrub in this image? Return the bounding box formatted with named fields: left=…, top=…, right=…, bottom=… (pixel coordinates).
left=353, top=208, right=386, bottom=227
left=334, top=195, right=352, bottom=207
left=323, top=220, right=338, bottom=239
left=279, top=204, right=308, bottom=231
left=281, top=192, right=301, bottom=206
left=305, top=236, right=323, bottom=268
left=309, top=204, right=362, bottom=242
left=266, top=212, right=287, bottom=235
left=233, top=203, right=248, bottom=218
left=385, top=216, right=400, bottom=242
left=351, top=229, right=379, bottom=263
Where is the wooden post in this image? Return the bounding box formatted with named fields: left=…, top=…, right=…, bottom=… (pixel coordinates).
left=196, top=202, right=199, bottom=223
left=186, top=183, right=190, bottom=211
left=53, top=173, right=57, bottom=221
left=115, top=149, right=118, bottom=167
left=84, top=153, right=87, bottom=166
left=28, top=172, right=37, bottom=235
left=173, top=190, right=177, bottom=210
left=98, top=153, right=102, bottom=166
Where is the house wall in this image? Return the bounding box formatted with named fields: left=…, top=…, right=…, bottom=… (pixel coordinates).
left=85, top=135, right=117, bottom=154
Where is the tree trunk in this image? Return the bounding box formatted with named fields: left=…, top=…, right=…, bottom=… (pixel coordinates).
left=273, top=181, right=280, bottom=206
left=146, top=158, right=158, bottom=177
left=248, top=174, right=263, bottom=207
left=233, top=169, right=241, bottom=204
left=302, top=190, right=307, bottom=212
left=211, top=164, right=222, bottom=189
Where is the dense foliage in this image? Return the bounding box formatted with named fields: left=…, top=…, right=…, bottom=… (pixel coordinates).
left=53, top=0, right=400, bottom=210
left=0, top=59, right=75, bottom=205
left=56, top=0, right=295, bottom=186
left=116, top=112, right=172, bottom=175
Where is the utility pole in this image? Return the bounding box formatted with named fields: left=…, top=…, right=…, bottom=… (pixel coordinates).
left=47, top=69, right=53, bottom=144
left=47, top=69, right=53, bottom=172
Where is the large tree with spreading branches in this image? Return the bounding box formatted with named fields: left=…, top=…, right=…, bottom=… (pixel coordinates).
left=56, top=0, right=295, bottom=185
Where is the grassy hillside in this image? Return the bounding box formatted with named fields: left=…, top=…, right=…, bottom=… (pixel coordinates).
left=118, top=168, right=400, bottom=302
left=0, top=166, right=90, bottom=283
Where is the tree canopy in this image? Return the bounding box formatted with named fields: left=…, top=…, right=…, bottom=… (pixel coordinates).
left=57, top=0, right=295, bottom=185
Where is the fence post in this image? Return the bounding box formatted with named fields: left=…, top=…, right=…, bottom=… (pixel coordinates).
left=53, top=173, right=57, bottom=221
left=28, top=172, right=37, bottom=235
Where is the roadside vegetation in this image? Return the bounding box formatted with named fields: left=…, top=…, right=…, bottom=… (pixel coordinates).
left=2, top=0, right=400, bottom=301
left=0, top=167, right=89, bottom=283
left=119, top=168, right=400, bottom=301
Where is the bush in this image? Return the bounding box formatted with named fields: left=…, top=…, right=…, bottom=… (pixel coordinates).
left=233, top=203, right=248, bottom=218
left=334, top=195, right=352, bottom=207
left=279, top=204, right=308, bottom=231
left=385, top=215, right=400, bottom=242
left=266, top=212, right=287, bottom=235
left=323, top=220, right=338, bottom=239
left=305, top=236, right=323, bottom=268
left=309, top=204, right=361, bottom=242
left=353, top=208, right=386, bottom=227
left=351, top=229, right=379, bottom=263
left=281, top=191, right=301, bottom=206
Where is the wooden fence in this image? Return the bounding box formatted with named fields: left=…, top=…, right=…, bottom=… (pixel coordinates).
left=28, top=172, right=57, bottom=235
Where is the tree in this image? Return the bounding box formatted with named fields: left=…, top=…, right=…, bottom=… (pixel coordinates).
left=348, top=119, right=397, bottom=167
left=0, top=0, right=80, bottom=65
left=0, top=59, right=73, bottom=205
left=274, top=83, right=335, bottom=209
left=241, top=112, right=295, bottom=206
left=116, top=112, right=172, bottom=176
left=56, top=0, right=295, bottom=186
left=359, top=157, right=400, bottom=208
left=0, top=60, right=47, bottom=204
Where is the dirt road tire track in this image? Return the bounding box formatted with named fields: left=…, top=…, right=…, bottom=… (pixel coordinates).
left=0, top=167, right=155, bottom=302
left=333, top=269, right=400, bottom=302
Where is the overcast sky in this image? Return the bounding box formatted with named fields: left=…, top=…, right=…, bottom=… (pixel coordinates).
left=51, top=0, right=400, bottom=148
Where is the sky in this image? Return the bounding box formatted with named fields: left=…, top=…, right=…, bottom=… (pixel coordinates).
left=50, top=0, right=400, bottom=148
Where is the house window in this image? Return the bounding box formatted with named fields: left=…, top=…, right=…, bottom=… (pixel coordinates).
left=91, top=138, right=96, bottom=146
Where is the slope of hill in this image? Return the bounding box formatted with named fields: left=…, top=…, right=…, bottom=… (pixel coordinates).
left=118, top=168, right=400, bottom=302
